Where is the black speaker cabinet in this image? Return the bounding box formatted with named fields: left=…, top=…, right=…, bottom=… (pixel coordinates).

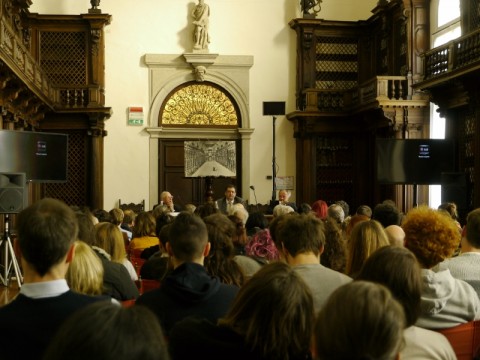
left=263, top=102, right=285, bottom=116
left=0, top=173, right=27, bottom=214
left=441, top=172, right=467, bottom=209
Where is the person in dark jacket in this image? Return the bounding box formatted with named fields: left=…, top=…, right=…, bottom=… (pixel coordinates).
left=135, top=212, right=238, bottom=335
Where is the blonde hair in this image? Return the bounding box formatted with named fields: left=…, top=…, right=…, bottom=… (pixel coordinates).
left=94, top=222, right=127, bottom=264
left=346, top=219, right=389, bottom=277
left=66, top=241, right=104, bottom=295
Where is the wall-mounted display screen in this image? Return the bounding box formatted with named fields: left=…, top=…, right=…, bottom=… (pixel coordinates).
left=0, top=130, right=68, bottom=182
left=376, top=138, right=455, bottom=185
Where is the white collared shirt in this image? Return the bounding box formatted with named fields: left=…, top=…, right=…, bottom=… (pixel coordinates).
left=20, top=279, right=69, bottom=299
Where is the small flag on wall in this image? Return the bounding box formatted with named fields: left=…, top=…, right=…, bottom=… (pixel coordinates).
left=128, top=107, right=144, bottom=126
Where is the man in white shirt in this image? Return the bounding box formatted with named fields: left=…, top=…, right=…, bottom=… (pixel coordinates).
left=0, top=198, right=105, bottom=359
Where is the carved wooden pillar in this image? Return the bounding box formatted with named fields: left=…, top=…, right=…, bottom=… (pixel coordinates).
left=404, top=0, right=430, bottom=84
left=88, top=114, right=107, bottom=209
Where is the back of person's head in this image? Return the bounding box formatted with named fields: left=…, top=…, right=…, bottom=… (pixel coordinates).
left=312, top=200, right=328, bottom=220
left=321, top=218, right=347, bottom=273
left=92, top=209, right=112, bottom=223
left=356, top=204, right=372, bottom=218
left=109, top=208, right=124, bottom=226
left=133, top=211, right=156, bottom=238
left=66, top=241, right=104, bottom=296
left=335, top=200, right=349, bottom=217
left=384, top=225, right=405, bottom=247
left=372, top=203, right=401, bottom=227
left=438, top=202, right=459, bottom=221
left=43, top=302, right=170, bottom=360
left=168, top=212, right=208, bottom=262
left=273, top=204, right=294, bottom=217
left=93, top=222, right=126, bottom=263
left=17, top=198, right=78, bottom=276
left=327, top=204, right=345, bottom=224
left=76, top=212, right=95, bottom=246
left=245, top=211, right=268, bottom=232
left=194, top=202, right=219, bottom=218
left=297, top=202, right=312, bottom=215
left=232, top=203, right=248, bottom=224
left=155, top=213, right=174, bottom=238
left=357, top=246, right=421, bottom=326
left=345, top=214, right=370, bottom=239
left=203, top=213, right=244, bottom=286
left=122, top=209, right=135, bottom=225
left=245, top=228, right=280, bottom=261
left=403, top=206, right=460, bottom=268
left=277, top=215, right=325, bottom=257
left=158, top=223, right=172, bottom=249
left=466, top=208, right=480, bottom=248
left=315, top=281, right=405, bottom=360
left=219, top=262, right=314, bottom=360
left=346, top=219, right=389, bottom=277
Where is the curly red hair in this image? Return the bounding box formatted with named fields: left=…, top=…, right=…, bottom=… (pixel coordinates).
left=403, top=206, right=460, bottom=268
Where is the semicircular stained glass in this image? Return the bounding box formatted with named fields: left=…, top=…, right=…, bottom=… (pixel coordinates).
left=161, top=83, right=239, bottom=126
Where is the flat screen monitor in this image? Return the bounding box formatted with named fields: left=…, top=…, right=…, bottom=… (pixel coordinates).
left=0, top=130, right=68, bottom=182
left=376, top=138, right=455, bottom=185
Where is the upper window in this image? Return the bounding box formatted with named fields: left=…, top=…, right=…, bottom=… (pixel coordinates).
left=431, top=0, right=461, bottom=47
left=438, top=0, right=460, bottom=27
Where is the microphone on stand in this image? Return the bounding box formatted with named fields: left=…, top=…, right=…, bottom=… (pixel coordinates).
left=250, top=185, right=258, bottom=210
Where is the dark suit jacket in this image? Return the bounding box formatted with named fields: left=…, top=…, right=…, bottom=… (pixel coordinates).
left=216, top=196, right=246, bottom=214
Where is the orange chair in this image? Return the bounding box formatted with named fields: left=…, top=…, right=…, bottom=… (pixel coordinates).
left=436, top=320, right=480, bottom=360
left=121, top=299, right=136, bottom=307
left=136, top=279, right=161, bottom=295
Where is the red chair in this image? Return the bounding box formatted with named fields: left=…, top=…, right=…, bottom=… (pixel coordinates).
left=121, top=299, right=136, bottom=307
left=136, top=279, right=161, bottom=295
left=436, top=320, right=480, bottom=360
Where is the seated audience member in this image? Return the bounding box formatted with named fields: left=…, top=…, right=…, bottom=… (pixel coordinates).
left=93, top=224, right=140, bottom=301
left=438, top=202, right=462, bottom=231
left=140, top=223, right=172, bottom=281
left=437, top=208, right=480, bottom=299
left=327, top=203, right=345, bottom=225
left=273, top=204, right=295, bottom=217
left=129, top=211, right=159, bottom=251
left=92, top=208, right=112, bottom=223
left=44, top=302, right=170, bottom=360
left=0, top=198, right=106, bottom=360
left=183, top=203, right=196, bottom=213
left=345, top=219, right=389, bottom=278
left=335, top=200, right=350, bottom=227
left=169, top=262, right=314, bottom=360
left=278, top=215, right=351, bottom=313
left=194, top=202, right=219, bottom=218
left=372, top=202, right=401, bottom=227
left=267, top=189, right=298, bottom=214
left=321, top=218, right=348, bottom=273
left=356, top=204, right=372, bottom=218
left=121, top=209, right=135, bottom=233
left=358, top=246, right=456, bottom=359
left=314, top=281, right=405, bottom=360
left=215, top=184, right=247, bottom=215
left=231, top=202, right=249, bottom=223
left=385, top=224, right=405, bottom=246
left=135, top=212, right=239, bottom=335
left=245, top=228, right=280, bottom=263
left=311, top=199, right=328, bottom=220
left=228, top=214, right=248, bottom=255
left=95, top=222, right=138, bottom=281
left=109, top=208, right=131, bottom=242
left=297, top=202, right=313, bottom=215
left=66, top=241, right=104, bottom=296
left=344, top=213, right=370, bottom=241
left=160, top=191, right=182, bottom=212
left=403, top=206, right=480, bottom=329
left=203, top=213, right=245, bottom=286
left=245, top=211, right=268, bottom=237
